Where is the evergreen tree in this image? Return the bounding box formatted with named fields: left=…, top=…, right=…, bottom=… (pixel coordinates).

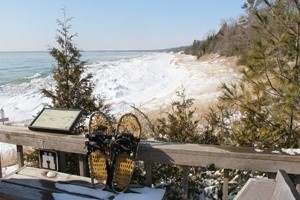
left=152, top=91, right=206, bottom=199
left=42, top=8, right=106, bottom=125
left=156, top=90, right=200, bottom=143
left=41, top=8, right=109, bottom=175
left=184, top=31, right=216, bottom=59
left=208, top=0, right=300, bottom=148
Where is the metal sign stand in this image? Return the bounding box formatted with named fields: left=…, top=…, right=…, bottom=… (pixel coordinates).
left=0, top=108, right=9, bottom=125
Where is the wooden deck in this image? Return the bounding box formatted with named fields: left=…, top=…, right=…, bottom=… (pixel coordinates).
left=0, top=166, right=165, bottom=200
left=1, top=126, right=300, bottom=174
left=1, top=125, right=300, bottom=199
left=235, top=170, right=300, bottom=200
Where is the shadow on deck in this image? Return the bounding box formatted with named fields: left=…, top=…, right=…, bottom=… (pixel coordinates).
left=0, top=167, right=165, bottom=200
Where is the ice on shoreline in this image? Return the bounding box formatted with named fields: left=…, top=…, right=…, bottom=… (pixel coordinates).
left=0, top=52, right=238, bottom=124
left=0, top=52, right=239, bottom=163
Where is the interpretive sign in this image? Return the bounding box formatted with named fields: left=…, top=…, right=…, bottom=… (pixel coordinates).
left=39, top=149, right=58, bottom=171
left=28, top=108, right=82, bottom=134
left=0, top=117, right=9, bottom=125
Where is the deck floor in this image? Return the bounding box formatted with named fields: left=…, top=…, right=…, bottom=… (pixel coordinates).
left=0, top=167, right=165, bottom=200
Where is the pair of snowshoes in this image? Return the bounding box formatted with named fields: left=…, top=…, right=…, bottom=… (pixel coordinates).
left=85, top=111, right=141, bottom=192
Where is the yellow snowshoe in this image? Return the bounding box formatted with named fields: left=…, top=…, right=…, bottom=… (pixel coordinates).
left=111, top=113, right=141, bottom=192
left=86, top=111, right=113, bottom=189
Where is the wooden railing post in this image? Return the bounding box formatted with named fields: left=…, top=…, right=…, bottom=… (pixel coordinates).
left=223, top=169, right=229, bottom=200
left=182, top=166, right=189, bottom=200
left=78, top=154, right=87, bottom=176
left=0, top=154, right=2, bottom=178
left=58, top=151, right=66, bottom=173
left=296, top=175, right=300, bottom=193
left=17, top=145, right=24, bottom=168
left=145, top=162, right=152, bottom=187
left=267, top=172, right=276, bottom=179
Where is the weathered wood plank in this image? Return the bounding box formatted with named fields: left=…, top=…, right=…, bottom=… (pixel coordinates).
left=2, top=173, right=61, bottom=193
left=0, top=192, right=25, bottom=200
left=145, top=162, right=152, bottom=187
left=234, top=178, right=275, bottom=200
left=271, top=170, right=300, bottom=200
left=223, top=169, right=229, bottom=200
left=0, top=181, right=52, bottom=200
left=182, top=166, right=189, bottom=200
left=296, top=175, right=300, bottom=194
left=235, top=170, right=300, bottom=200
left=0, top=154, right=2, bottom=178
left=1, top=126, right=300, bottom=174
left=1, top=174, right=105, bottom=200
left=1, top=167, right=104, bottom=199
left=138, top=143, right=300, bottom=174
left=0, top=180, right=106, bottom=200
left=0, top=126, right=86, bottom=154
left=58, top=151, right=66, bottom=172
left=16, top=167, right=92, bottom=185
left=78, top=154, right=87, bottom=176
left=16, top=145, right=24, bottom=168
left=1, top=167, right=165, bottom=200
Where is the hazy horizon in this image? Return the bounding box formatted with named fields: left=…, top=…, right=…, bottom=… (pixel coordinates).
left=0, top=0, right=246, bottom=52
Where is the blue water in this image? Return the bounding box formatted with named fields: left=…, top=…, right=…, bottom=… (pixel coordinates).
left=0, top=51, right=148, bottom=86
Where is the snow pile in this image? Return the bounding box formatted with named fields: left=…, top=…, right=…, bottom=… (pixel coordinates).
left=0, top=76, right=52, bottom=123
left=281, top=148, right=300, bottom=155
left=271, top=150, right=281, bottom=154
left=255, top=148, right=264, bottom=152
left=1, top=164, right=18, bottom=177
left=87, top=52, right=188, bottom=114
left=253, top=148, right=300, bottom=155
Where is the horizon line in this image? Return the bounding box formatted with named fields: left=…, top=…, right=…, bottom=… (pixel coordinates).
left=0, top=47, right=187, bottom=53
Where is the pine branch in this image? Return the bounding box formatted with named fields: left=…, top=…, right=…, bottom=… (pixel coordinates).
left=294, top=0, right=300, bottom=13
left=263, top=0, right=297, bottom=36
left=262, top=60, right=283, bottom=97
left=131, top=106, right=157, bottom=135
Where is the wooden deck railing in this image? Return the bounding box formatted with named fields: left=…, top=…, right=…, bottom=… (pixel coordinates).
left=1, top=125, right=300, bottom=199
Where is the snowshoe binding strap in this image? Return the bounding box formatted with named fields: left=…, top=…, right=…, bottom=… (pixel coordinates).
left=112, top=133, right=140, bottom=158
left=85, top=129, right=112, bottom=156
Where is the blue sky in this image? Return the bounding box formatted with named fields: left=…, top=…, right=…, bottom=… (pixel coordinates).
left=0, top=0, right=246, bottom=51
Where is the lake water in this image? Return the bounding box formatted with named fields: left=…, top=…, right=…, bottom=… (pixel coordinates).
left=0, top=51, right=149, bottom=86
left=0, top=51, right=185, bottom=122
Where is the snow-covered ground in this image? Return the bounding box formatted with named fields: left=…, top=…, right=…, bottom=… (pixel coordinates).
left=1, top=164, right=18, bottom=177
left=0, top=52, right=240, bottom=200
left=0, top=53, right=239, bottom=167
left=0, top=52, right=239, bottom=124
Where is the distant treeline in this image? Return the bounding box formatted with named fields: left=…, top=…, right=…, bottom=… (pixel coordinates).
left=154, top=46, right=187, bottom=53
left=184, top=10, right=256, bottom=61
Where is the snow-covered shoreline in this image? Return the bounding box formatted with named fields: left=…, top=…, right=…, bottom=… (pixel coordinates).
left=0, top=52, right=239, bottom=125
left=0, top=52, right=239, bottom=167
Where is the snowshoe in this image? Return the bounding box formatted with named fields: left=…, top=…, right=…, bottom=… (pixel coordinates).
left=111, top=113, right=141, bottom=192
left=86, top=111, right=113, bottom=189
